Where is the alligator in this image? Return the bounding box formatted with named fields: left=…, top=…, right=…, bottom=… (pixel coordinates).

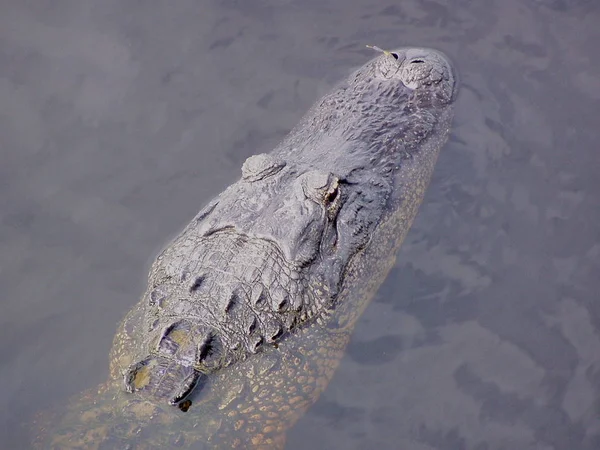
left=32, top=46, right=458, bottom=449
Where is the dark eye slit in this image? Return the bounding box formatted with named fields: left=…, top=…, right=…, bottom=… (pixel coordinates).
left=326, top=189, right=338, bottom=203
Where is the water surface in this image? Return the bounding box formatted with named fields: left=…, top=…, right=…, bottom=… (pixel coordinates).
left=1, top=0, right=599, bottom=449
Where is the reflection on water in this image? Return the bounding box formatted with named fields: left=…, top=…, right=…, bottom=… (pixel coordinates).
left=0, top=0, right=598, bottom=449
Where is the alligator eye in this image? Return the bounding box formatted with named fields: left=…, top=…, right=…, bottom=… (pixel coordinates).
left=326, top=185, right=339, bottom=203
left=390, top=52, right=399, bottom=60
left=300, top=171, right=342, bottom=208
left=325, top=181, right=342, bottom=221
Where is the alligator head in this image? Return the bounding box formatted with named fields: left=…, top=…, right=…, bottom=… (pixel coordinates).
left=122, top=47, right=457, bottom=409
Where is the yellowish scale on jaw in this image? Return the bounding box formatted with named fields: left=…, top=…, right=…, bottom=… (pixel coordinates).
left=167, top=329, right=190, bottom=346
left=131, top=363, right=153, bottom=390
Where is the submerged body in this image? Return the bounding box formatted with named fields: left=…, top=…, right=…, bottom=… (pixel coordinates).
left=34, top=47, right=458, bottom=449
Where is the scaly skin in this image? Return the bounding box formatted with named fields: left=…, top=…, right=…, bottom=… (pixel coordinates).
left=33, top=47, right=458, bottom=449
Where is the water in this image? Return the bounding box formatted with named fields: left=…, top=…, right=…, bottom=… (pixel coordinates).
left=0, top=0, right=598, bottom=449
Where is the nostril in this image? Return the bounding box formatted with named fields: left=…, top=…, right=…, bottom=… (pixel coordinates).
left=390, top=52, right=399, bottom=60
left=410, top=59, right=425, bottom=64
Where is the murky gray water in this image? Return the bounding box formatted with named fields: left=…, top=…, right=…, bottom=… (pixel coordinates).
left=1, top=0, right=599, bottom=449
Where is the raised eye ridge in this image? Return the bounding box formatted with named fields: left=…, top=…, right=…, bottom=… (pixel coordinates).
left=300, top=170, right=340, bottom=205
